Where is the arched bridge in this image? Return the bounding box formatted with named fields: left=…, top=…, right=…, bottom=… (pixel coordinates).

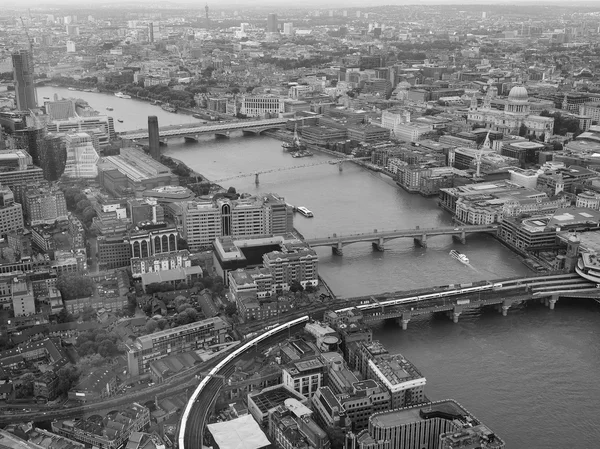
left=119, top=118, right=289, bottom=140
left=305, top=224, right=498, bottom=254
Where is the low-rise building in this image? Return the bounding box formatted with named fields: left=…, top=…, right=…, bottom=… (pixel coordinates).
left=68, top=368, right=118, bottom=402
left=51, top=403, right=150, bottom=449
left=126, top=316, right=229, bottom=376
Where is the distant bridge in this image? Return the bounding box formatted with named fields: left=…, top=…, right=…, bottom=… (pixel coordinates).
left=305, top=224, right=498, bottom=254
left=119, top=118, right=289, bottom=141
left=213, top=157, right=371, bottom=185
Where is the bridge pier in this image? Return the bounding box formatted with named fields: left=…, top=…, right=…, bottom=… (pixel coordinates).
left=548, top=294, right=559, bottom=310
left=184, top=135, right=199, bottom=142
left=372, top=238, right=385, bottom=252
left=461, top=230, right=466, bottom=244
left=338, top=161, right=343, bottom=172
left=396, top=312, right=411, bottom=330
left=215, top=131, right=230, bottom=138
left=332, top=242, right=343, bottom=256
left=255, top=173, right=260, bottom=185
left=448, top=305, right=463, bottom=323
left=414, top=234, right=427, bottom=248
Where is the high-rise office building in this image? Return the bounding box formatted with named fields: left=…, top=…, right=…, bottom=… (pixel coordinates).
left=0, top=149, right=44, bottom=204
left=14, top=126, right=46, bottom=165
left=63, top=133, right=99, bottom=178
left=12, top=50, right=37, bottom=111
left=148, top=116, right=160, bottom=160
left=0, top=185, right=24, bottom=235
left=39, top=133, right=67, bottom=181
left=283, top=22, right=294, bottom=35
left=267, top=13, right=278, bottom=33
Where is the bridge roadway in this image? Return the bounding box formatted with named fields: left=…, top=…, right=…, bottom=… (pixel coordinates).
left=119, top=118, right=289, bottom=140
left=179, top=272, right=599, bottom=449
left=305, top=224, right=498, bottom=253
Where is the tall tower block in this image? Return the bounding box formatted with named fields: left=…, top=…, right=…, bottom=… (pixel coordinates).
left=148, top=116, right=160, bottom=160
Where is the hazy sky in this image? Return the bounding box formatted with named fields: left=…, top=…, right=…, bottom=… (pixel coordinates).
left=15, top=0, right=596, bottom=6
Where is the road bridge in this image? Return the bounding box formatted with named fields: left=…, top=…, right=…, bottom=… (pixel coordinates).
left=305, top=224, right=498, bottom=254
left=119, top=118, right=290, bottom=141
left=179, top=272, right=599, bottom=449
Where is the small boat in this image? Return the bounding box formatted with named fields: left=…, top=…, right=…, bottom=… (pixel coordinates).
left=43, top=96, right=50, bottom=100
left=68, top=87, right=76, bottom=91
left=117, top=119, right=123, bottom=123
left=328, top=160, right=338, bottom=165
left=450, top=250, right=469, bottom=264
left=296, top=206, right=314, bottom=218
left=106, top=107, right=113, bottom=111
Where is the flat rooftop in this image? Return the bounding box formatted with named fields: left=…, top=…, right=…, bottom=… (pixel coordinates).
left=370, top=399, right=472, bottom=428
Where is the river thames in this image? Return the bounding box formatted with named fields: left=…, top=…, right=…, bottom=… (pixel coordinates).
left=39, top=86, right=600, bottom=447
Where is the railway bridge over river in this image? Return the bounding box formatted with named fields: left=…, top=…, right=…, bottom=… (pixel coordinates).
left=179, top=272, right=599, bottom=449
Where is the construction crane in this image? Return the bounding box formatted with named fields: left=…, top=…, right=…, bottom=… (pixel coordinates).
left=19, top=16, right=34, bottom=58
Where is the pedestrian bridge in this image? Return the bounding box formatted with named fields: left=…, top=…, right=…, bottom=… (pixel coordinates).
left=119, top=118, right=289, bottom=140
left=305, top=224, right=498, bottom=254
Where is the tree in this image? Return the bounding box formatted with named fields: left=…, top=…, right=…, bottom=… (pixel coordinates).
left=127, top=293, right=138, bottom=316
left=56, top=365, right=81, bottom=396
left=157, top=319, right=168, bottom=330
left=290, top=281, right=304, bottom=294
left=305, top=285, right=317, bottom=294
left=56, top=274, right=94, bottom=300
left=56, top=308, right=75, bottom=323
left=145, top=319, right=158, bottom=333
left=224, top=303, right=237, bottom=316
left=185, top=308, right=198, bottom=322
left=518, top=124, right=527, bottom=137
left=80, top=306, right=96, bottom=322
left=325, top=426, right=346, bottom=449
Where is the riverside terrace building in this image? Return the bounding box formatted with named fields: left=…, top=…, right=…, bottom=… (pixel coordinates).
left=175, top=194, right=294, bottom=251
left=126, top=316, right=228, bottom=376
left=212, top=234, right=307, bottom=283
left=97, top=148, right=178, bottom=197
left=561, top=232, right=600, bottom=284
left=438, top=181, right=569, bottom=224
left=499, top=208, right=600, bottom=257
left=348, top=400, right=504, bottom=449
left=51, top=403, right=150, bottom=449
left=350, top=341, right=426, bottom=410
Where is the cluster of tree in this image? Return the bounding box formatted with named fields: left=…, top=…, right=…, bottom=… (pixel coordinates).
left=76, top=330, right=122, bottom=358
left=56, top=274, right=95, bottom=301
left=15, top=373, right=35, bottom=398
left=0, top=334, right=14, bottom=351
left=258, top=56, right=333, bottom=70
left=56, top=365, right=81, bottom=396
left=122, top=84, right=196, bottom=108
left=540, top=110, right=583, bottom=137
left=57, top=308, right=76, bottom=323
left=0, top=72, right=13, bottom=81
left=145, top=317, right=169, bottom=333
left=63, top=187, right=96, bottom=227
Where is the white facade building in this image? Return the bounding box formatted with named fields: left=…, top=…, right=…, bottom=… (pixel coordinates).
left=63, top=133, right=100, bottom=178
left=240, top=95, right=284, bottom=117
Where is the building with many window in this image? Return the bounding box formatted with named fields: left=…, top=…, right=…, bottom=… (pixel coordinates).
left=240, top=95, right=285, bottom=117
left=348, top=400, right=504, bottom=449
left=23, top=183, right=68, bottom=225
left=0, top=184, right=24, bottom=234
left=178, top=194, right=293, bottom=251
left=126, top=316, right=229, bottom=375
left=263, top=242, right=318, bottom=291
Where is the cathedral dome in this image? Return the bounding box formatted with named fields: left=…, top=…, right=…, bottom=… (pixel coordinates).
left=508, top=85, right=528, bottom=101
